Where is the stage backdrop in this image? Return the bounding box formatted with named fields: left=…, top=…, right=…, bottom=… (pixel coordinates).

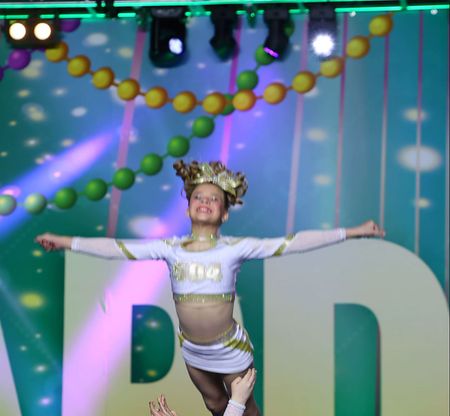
left=0, top=10, right=449, bottom=416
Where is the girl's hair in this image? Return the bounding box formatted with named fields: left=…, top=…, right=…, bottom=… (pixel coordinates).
left=173, top=160, right=248, bottom=208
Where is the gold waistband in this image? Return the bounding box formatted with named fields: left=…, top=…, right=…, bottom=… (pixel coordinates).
left=178, top=320, right=237, bottom=346
left=173, top=292, right=235, bottom=303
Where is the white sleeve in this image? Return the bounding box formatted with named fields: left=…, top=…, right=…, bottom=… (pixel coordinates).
left=71, top=237, right=171, bottom=260
left=238, top=228, right=346, bottom=260
left=223, top=400, right=246, bottom=416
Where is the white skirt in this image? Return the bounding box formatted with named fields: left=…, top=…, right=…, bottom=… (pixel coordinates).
left=178, top=321, right=254, bottom=374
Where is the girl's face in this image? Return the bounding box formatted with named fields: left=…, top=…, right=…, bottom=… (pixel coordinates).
left=188, top=183, right=228, bottom=226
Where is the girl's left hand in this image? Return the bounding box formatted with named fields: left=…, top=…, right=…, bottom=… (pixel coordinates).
left=347, top=220, right=385, bottom=239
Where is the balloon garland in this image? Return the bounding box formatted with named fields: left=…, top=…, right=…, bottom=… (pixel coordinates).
left=0, top=14, right=394, bottom=216
left=43, top=41, right=276, bottom=114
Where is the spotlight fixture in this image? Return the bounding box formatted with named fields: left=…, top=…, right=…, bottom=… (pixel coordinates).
left=308, top=4, right=338, bottom=59
left=149, top=7, right=187, bottom=68
left=263, top=5, right=290, bottom=59
left=5, top=19, right=60, bottom=49
left=208, top=5, right=238, bottom=60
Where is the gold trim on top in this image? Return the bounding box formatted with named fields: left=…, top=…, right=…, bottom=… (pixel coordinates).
left=273, top=233, right=295, bottom=256
left=116, top=240, right=136, bottom=260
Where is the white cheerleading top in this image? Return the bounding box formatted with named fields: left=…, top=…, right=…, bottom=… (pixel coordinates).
left=71, top=229, right=346, bottom=303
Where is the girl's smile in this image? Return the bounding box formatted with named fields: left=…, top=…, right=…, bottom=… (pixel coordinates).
left=188, top=183, right=227, bottom=226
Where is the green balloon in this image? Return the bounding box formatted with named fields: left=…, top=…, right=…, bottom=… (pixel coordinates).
left=0, top=195, right=17, bottom=216
left=192, top=116, right=215, bottom=138
left=255, top=45, right=275, bottom=66
left=284, top=19, right=295, bottom=37
left=84, top=178, right=108, bottom=201
left=113, top=167, right=135, bottom=190
left=141, top=153, right=163, bottom=176
left=54, top=188, right=77, bottom=209
left=237, top=70, right=259, bottom=90
left=24, top=193, right=47, bottom=214
left=221, top=94, right=235, bottom=116
left=167, top=135, right=190, bottom=157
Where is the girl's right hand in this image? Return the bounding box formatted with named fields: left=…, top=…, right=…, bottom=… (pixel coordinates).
left=35, top=233, right=72, bottom=251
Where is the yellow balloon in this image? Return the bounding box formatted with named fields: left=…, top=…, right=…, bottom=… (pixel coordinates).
left=292, top=71, right=316, bottom=94
left=202, top=92, right=226, bottom=115
left=320, top=57, right=344, bottom=78
left=173, top=91, right=197, bottom=113
left=45, top=41, right=69, bottom=62
left=92, top=67, right=115, bottom=89
left=232, top=90, right=257, bottom=111
left=67, top=55, right=91, bottom=77
left=263, top=83, right=287, bottom=105
left=145, top=87, right=168, bottom=109
left=346, top=36, right=371, bottom=59
left=369, top=14, right=393, bottom=37
left=117, top=79, right=140, bottom=100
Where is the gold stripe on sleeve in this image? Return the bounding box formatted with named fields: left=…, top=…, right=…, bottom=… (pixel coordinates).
left=273, top=233, right=295, bottom=256
left=116, top=240, right=137, bottom=260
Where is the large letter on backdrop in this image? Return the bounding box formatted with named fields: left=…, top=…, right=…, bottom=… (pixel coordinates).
left=0, top=324, right=21, bottom=416
left=264, top=239, right=449, bottom=415
left=63, top=253, right=245, bottom=416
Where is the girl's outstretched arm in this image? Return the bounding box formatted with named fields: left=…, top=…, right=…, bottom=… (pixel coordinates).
left=35, top=233, right=125, bottom=259
left=35, top=233, right=171, bottom=260
left=238, top=220, right=385, bottom=260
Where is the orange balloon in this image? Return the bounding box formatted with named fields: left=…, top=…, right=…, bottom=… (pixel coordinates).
left=92, top=67, right=115, bottom=89
left=369, top=14, right=393, bottom=37
left=45, top=41, right=69, bottom=62
left=117, top=79, right=140, bottom=100
left=202, top=93, right=226, bottom=115
left=67, top=55, right=91, bottom=77
left=263, top=83, right=287, bottom=105
left=232, top=90, right=257, bottom=111
left=173, top=91, right=197, bottom=113
left=145, top=87, right=168, bottom=109
left=346, top=36, right=371, bottom=59
left=292, top=71, right=316, bottom=94
left=320, top=57, right=344, bottom=78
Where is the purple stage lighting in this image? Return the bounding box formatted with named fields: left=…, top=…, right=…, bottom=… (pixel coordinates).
left=263, top=46, right=279, bottom=58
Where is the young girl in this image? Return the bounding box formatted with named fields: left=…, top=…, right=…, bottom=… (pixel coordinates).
left=36, top=160, right=384, bottom=416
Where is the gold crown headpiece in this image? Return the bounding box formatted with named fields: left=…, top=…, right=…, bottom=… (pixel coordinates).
left=191, top=163, right=241, bottom=197
left=173, top=160, right=248, bottom=205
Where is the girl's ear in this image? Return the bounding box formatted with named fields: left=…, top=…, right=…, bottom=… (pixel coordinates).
left=186, top=209, right=190, bottom=218
left=222, top=212, right=229, bottom=223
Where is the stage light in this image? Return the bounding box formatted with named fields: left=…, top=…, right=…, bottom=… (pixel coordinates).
left=5, top=19, right=60, bottom=48
left=263, top=5, right=290, bottom=59
left=149, top=7, right=187, bottom=68
left=34, top=22, right=52, bottom=41
left=311, top=33, right=335, bottom=57
left=9, top=22, right=27, bottom=40
left=308, top=4, right=338, bottom=59
left=209, top=5, right=238, bottom=60
left=168, top=38, right=183, bottom=55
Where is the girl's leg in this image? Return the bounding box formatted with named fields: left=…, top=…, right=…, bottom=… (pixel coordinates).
left=223, top=367, right=260, bottom=416
left=185, top=363, right=229, bottom=416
